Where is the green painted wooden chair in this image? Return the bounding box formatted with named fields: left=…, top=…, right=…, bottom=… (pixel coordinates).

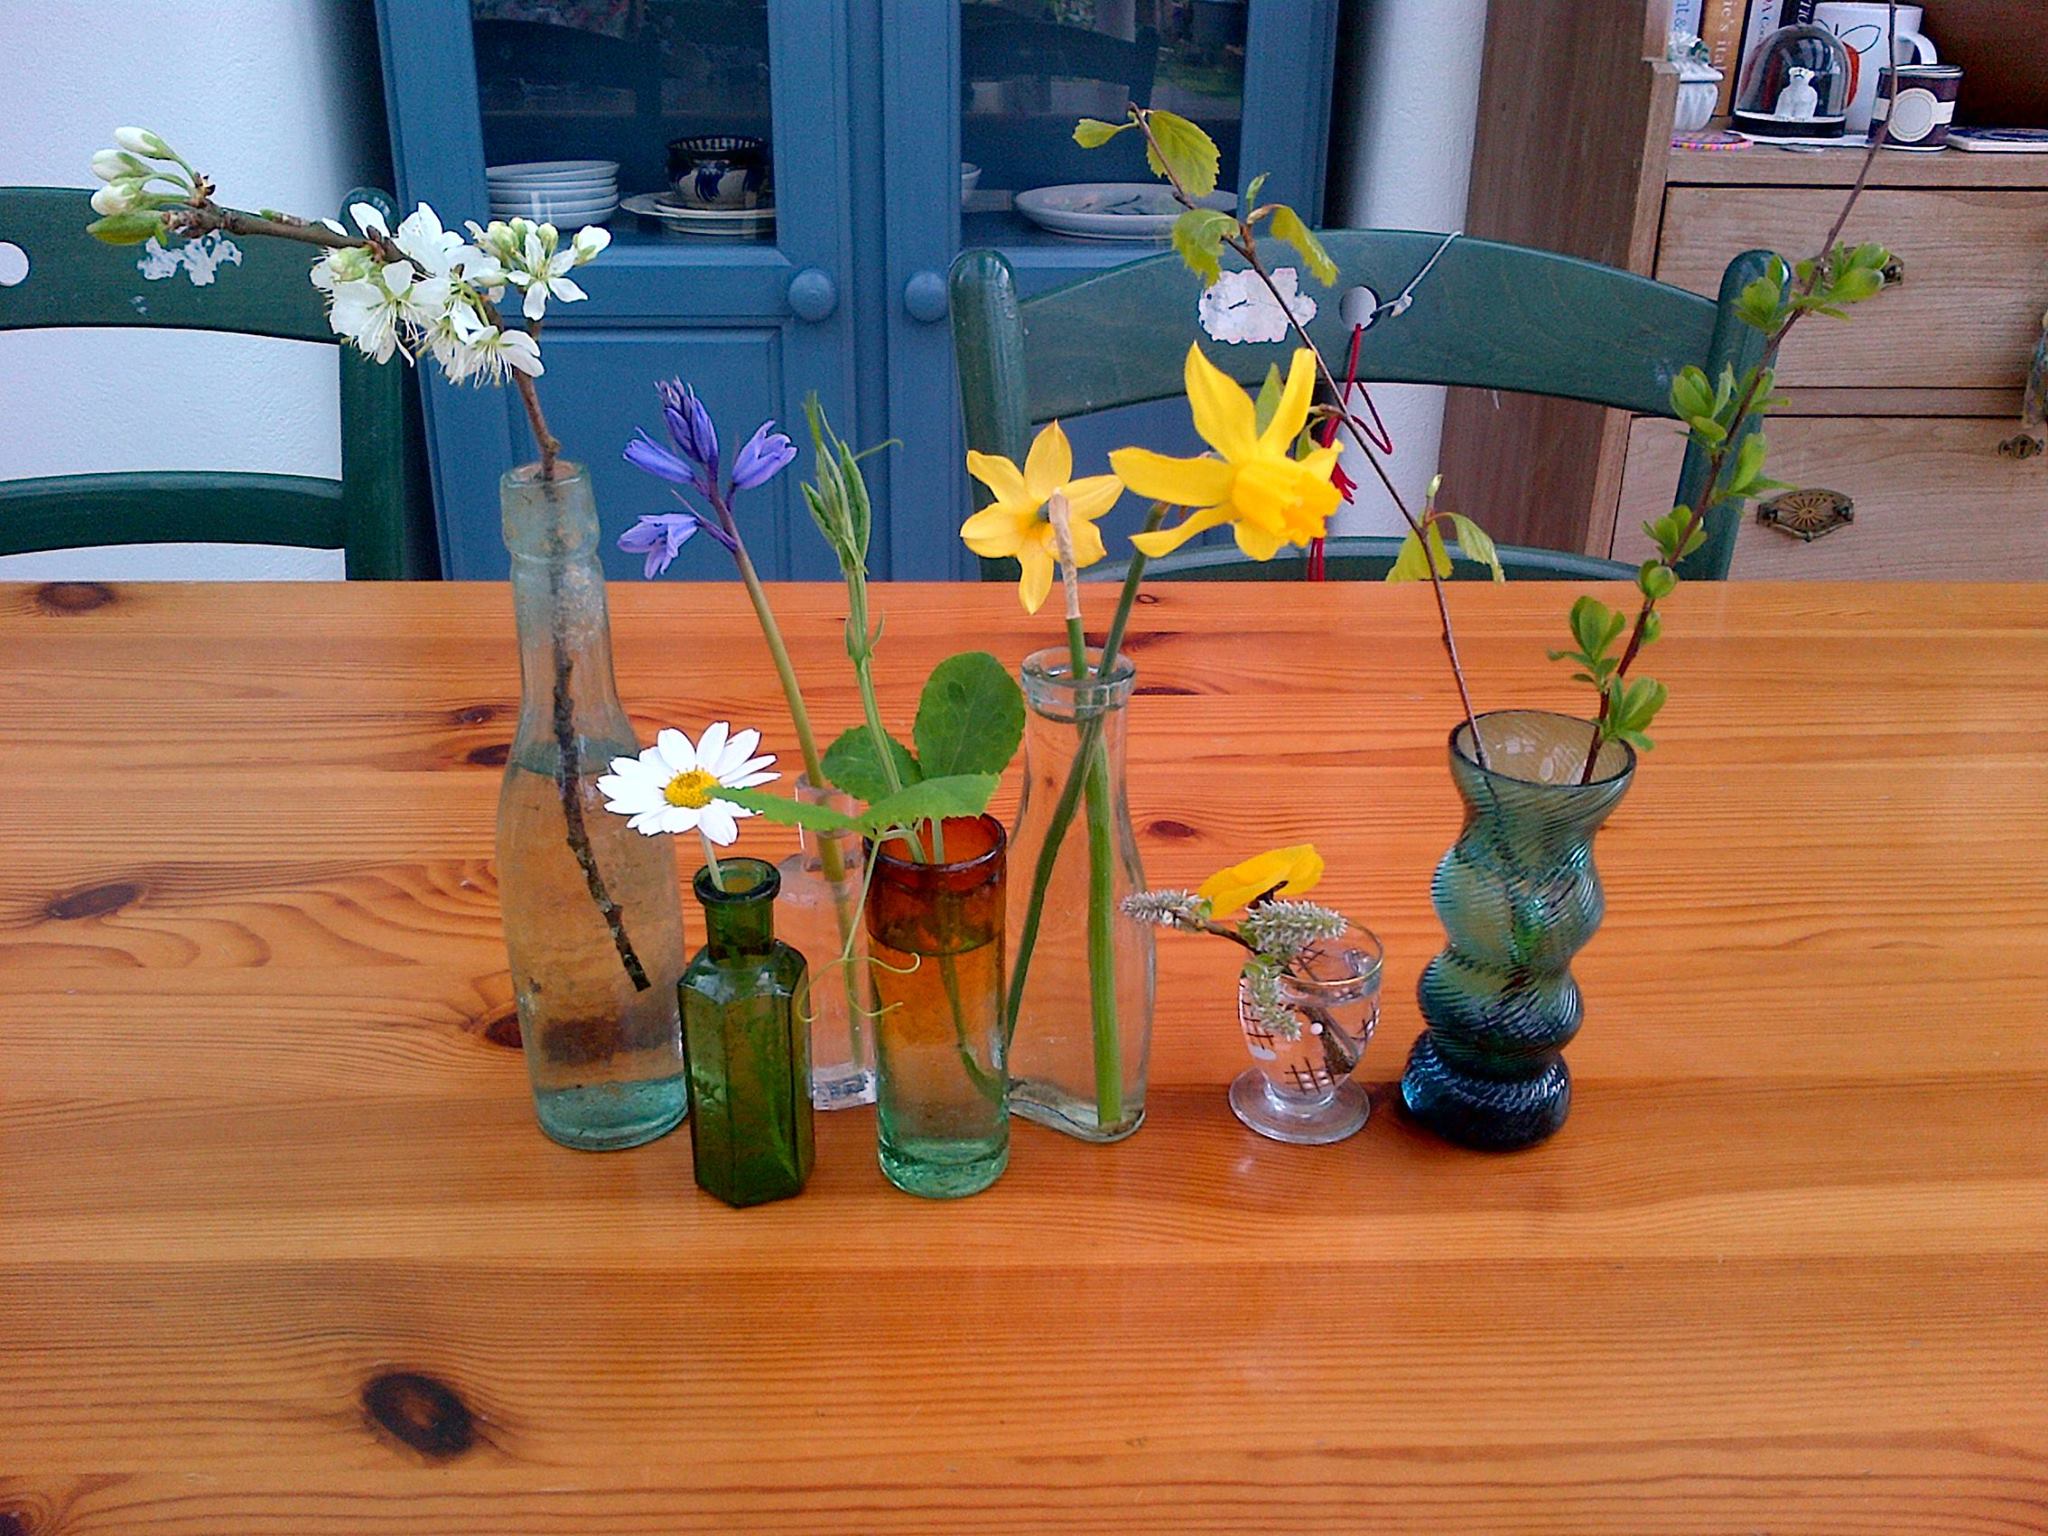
left=0, top=186, right=430, bottom=578
left=950, top=232, right=1774, bottom=584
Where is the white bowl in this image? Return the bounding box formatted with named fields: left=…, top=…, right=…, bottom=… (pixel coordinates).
left=961, top=162, right=982, bottom=203
left=486, top=159, right=618, bottom=182
left=491, top=197, right=618, bottom=222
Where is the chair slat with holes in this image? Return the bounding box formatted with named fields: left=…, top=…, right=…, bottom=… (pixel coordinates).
left=0, top=186, right=430, bottom=579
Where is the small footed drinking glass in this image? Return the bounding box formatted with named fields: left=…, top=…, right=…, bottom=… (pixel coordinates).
left=1229, top=929, right=1383, bottom=1145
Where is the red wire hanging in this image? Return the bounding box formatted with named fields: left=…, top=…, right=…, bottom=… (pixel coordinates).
left=1306, top=319, right=1385, bottom=581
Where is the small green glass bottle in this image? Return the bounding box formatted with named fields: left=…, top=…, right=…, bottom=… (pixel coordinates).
left=679, top=858, right=814, bottom=1207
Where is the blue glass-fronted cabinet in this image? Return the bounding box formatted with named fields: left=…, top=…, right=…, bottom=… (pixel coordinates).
left=376, top=0, right=1338, bottom=579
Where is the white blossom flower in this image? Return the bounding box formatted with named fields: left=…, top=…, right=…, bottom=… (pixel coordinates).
left=1198, top=266, right=1317, bottom=345
left=310, top=243, right=374, bottom=294
left=392, top=203, right=469, bottom=277
left=509, top=225, right=586, bottom=322
left=446, top=304, right=542, bottom=382
left=571, top=225, right=610, bottom=264
left=326, top=263, right=413, bottom=363
left=348, top=201, right=390, bottom=241
left=598, top=723, right=778, bottom=842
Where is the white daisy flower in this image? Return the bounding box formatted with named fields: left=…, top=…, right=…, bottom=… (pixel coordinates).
left=597, top=722, right=778, bottom=844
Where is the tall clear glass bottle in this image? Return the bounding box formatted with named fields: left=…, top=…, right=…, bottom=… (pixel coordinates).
left=680, top=858, right=814, bottom=1207
left=1005, top=647, right=1154, bottom=1141
left=868, top=815, right=1009, bottom=1199
left=775, top=776, right=876, bottom=1108
left=495, top=462, right=688, bottom=1150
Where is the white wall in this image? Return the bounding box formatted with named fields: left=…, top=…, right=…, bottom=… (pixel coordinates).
left=1324, top=0, right=1490, bottom=534
left=0, top=0, right=387, bottom=579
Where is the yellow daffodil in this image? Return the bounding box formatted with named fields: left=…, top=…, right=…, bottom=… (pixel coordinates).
left=962, top=420, right=1122, bottom=613
left=1111, top=345, right=1342, bottom=562
left=1198, top=843, right=1325, bottom=918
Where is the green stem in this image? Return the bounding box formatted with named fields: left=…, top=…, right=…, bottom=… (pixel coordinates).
left=1064, top=614, right=1122, bottom=1128
left=1004, top=507, right=1165, bottom=1051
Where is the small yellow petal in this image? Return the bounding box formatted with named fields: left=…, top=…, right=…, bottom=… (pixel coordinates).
left=966, top=450, right=1028, bottom=507
left=1017, top=544, right=1055, bottom=614
left=960, top=503, right=1031, bottom=558
left=1024, top=420, right=1074, bottom=503
left=1183, top=343, right=1257, bottom=461
left=1061, top=473, right=1123, bottom=525
left=1109, top=446, right=1237, bottom=509
left=1129, top=503, right=1232, bottom=559
left=1257, top=348, right=1319, bottom=453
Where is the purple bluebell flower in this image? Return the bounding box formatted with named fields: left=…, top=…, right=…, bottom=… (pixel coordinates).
left=731, top=420, right=797, bottom=491
left=617, top=511, right=701, bottom=579
left=623, top=428, right=700, bottom=487
left=655, top=378, right=718, bottom=483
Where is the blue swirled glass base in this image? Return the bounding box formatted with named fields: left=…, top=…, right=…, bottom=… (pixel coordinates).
left=1400, top=710, right=1634, bottom=1152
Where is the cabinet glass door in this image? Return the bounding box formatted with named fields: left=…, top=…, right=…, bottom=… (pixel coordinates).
left=378, top=0, right=859, bottom=579
left=877, top=0, right=1337, bottom=579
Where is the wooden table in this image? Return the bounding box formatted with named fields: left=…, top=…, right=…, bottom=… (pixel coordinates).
left=4, top=578, right=2045, bottom=1533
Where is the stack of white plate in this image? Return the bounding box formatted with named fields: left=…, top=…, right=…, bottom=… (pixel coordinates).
left=620, top=192, right=775, bottom=239
left=486, top=160, right=619, bottom=226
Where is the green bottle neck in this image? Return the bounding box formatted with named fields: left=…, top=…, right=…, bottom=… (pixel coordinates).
left=695, top=859, right=780, bottom=960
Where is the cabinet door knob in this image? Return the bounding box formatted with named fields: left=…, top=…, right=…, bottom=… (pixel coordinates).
left=903, top=269, right=949, bottom=323
left=788, top=268, right=838, bottom=322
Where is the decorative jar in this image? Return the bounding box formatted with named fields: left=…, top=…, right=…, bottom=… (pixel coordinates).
left=1231, top=929, right=1384, bottom=1145
left=1401, top=710, right=1635, bottom=1150
left=775, top=775, right=876, bottom=1108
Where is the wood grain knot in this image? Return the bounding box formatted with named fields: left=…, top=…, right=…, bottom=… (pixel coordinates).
left=452, top=704, right=498, bottom=726
left=1113, top=628, right=1176, bottom=652
left=478, top=1005, right=522, bottom=1050
left=363, top=1371, right=475, bottom=1460
left=0, top=1508, right=34, bottom=1536
left=1132, top=683, right=1195, bottom=697
left=45, top=881, right=142, bottom=921
left=35, top=582, right=115, bottom=614
left=1148, top=818, right=1200, bottom=840
left=1135, top=590, right=1161, bottom=604
left=466, top=742, right=511, bottom=767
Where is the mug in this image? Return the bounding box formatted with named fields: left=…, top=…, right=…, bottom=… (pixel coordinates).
left=1813, top=2, right=1939, bottom=135
left=1876, top=63, right=1965, bottom=150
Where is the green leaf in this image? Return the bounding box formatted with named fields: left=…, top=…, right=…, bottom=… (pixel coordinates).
left=86, top=211, right=165, bottom=245
left=1253, top=364, right=1285, bottom=435
left=1171, top=207, right=1237, bottom=286
left=859, top=774, right=1001, bottom=837
left=1670, top=366, right=1714, bottom=422
left=1446, top=512, right=1504, bottom=583
left=913, top=651, right=1025, bottom=779
left=822, top=726, right=921, bottom=803
left=1142, top=109, right=1221, bottom=199
left=1569, top=596, right=1626, bottom=662
left=1637, top=560, right=1677, bottom=601
left=1728, top=431, right=1769, bottom=500
left=717, top=785, right=861, bottom=834
left=1073, top=117, right=1132, bottom=149
left=1243, top=171, right=1269, bottom=211
left=1386, top=530, right=1431, bottom=583
left=1268, top=204, right=1337, bottom=286
left=1639, top=609, right=1663, bottom=647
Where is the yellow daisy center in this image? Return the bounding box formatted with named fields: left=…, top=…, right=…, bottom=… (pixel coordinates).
left=663, top=768, right=719, bottom=809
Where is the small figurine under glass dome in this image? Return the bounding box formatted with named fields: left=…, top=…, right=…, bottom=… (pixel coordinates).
left=1126, top=844, right=1385, bottom=1145
left=1733, top=24, right=1855, bottom=141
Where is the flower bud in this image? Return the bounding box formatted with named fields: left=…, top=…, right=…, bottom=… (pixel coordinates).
left=91, top=180, right=144, bottom=216
left=92, top=148, right=147, bottom=183
left=571, top=225, right=611, bottom=264
left=114, top=127, right=173, bottom=160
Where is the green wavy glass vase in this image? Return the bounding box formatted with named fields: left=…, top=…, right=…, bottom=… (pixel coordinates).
left=1401, top=710, right=1635, bottom=1151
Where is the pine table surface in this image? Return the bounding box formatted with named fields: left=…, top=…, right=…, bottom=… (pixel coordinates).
left=1, top=577, right=2044, bottom=1534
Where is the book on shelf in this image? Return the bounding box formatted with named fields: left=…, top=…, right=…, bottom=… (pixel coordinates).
left=1949, top=128, right=2048, bottom=154
left=1737, top=0, right=1786, bottom=90
left=1671, top=0, right=1704, bottom=38
left=1700, top=0, right=1748, bottom=116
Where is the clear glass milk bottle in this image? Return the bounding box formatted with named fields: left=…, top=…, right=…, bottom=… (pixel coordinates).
left=1004, top=646, right=1154, bottom=1142
left=775, top=776, right=876, bottom=1108
left=495, top=462, right=688, bottom=1150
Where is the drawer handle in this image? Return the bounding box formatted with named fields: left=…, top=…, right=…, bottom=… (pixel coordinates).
left=1757, top=488, right=1854, bottom=542
left=1880, top=255, right=1904, bottom=287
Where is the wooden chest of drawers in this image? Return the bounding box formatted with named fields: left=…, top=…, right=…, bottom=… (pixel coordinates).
left=1446, top=0, right=2048, bottom=581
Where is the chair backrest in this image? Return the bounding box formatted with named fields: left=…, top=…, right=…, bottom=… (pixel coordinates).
left=950, top=230, right=1773, bottom=581
left=0, top=186, right=427, bottom=578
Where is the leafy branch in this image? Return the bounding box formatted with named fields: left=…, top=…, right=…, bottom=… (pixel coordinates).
left=1087, top=105, right=1490, bottom=764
